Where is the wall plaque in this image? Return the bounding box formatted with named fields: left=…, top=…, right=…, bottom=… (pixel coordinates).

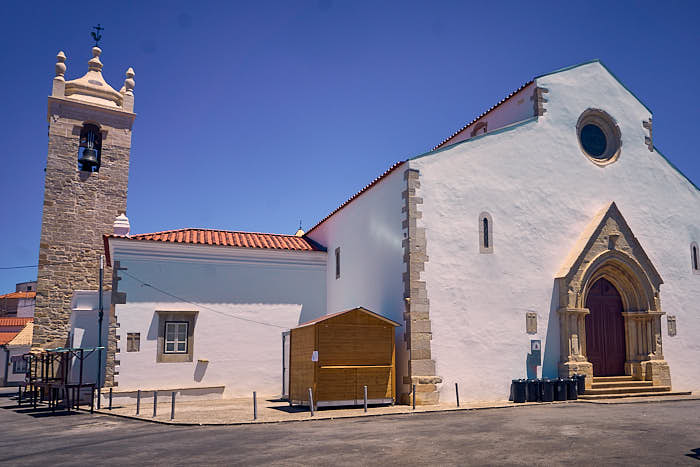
left=526, top=312, right=537, bottom=334
left=667, top=316, right=677, bottom=337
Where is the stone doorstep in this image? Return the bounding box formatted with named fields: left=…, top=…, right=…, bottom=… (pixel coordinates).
left=591, top=381, right=654, bottom=389
left=578, top=391, right=692, bottom=400
left=584, top=385, right=671, bottom=395
left=592, top=376, right=635, bottom=382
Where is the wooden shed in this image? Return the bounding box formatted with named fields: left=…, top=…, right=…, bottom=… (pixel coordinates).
left=289, top=307, right=399, bottom=407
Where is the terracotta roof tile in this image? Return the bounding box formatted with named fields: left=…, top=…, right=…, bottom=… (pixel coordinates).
left=0, top=332, right=20, bottom=345
left=0, top=318, right=34, bottom=326
left=106, top=228, right=323, bottom=254
left=0, top=291, right=36, bottom=300
left=8, top=322, right=33, bottom=346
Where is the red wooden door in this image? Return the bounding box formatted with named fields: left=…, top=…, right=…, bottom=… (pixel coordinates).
left=585, top=278, right=626, bottom=376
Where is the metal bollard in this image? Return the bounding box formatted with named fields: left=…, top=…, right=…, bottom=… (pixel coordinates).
left=108, top=387, right=113, bottom=410
left=153, top=391, right=158, bottom=417
left=363, top=385, right=368, bottom=413
left=17, top=386, right=21, bottom=407
left=136, top=389, right=141, bottom=415
left=308, top=388, right=314, bottom=417
left=253, top=391, right=258, bottom=421
left=455, top=382, right=460, bottom=407
left=170, top=392, right=175, bottom=420
left=412, top=384, right=416, bottom=410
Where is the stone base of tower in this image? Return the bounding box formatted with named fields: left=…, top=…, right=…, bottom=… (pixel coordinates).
left=401, top=374, right=442, bottom=405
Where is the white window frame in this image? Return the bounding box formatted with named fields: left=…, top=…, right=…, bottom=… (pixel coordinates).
left=164, top=321, right=188, bottom=354
left=12, top=357, right=27, bottom=374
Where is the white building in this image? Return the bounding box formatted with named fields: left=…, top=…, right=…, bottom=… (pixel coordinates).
left=100, top=60, right=699, bottom=404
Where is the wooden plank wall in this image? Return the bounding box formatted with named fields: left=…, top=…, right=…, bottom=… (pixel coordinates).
left=289, top=324, right=316, bottom=402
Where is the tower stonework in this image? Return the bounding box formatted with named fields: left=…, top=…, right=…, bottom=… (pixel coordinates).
left=34, top=46, right=135, bottom=367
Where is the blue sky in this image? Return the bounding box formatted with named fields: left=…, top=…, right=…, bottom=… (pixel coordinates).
left=1, top=0, right=699, bottom=291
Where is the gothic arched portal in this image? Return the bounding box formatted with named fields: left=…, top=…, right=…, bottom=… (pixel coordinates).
left=554, top=202, right=671, bottom=388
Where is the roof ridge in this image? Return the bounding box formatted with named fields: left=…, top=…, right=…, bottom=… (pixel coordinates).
left=306, top=161, right=407, bottom=235
left=432, top=79, right=534, bottom=150
left=123, top=227, right=308, bottom=238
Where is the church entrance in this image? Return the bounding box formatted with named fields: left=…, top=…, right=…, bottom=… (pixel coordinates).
left=585, top=278, right=626, bottom=376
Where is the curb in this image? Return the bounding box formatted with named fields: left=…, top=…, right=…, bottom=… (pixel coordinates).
left=84, top=399, right=587, bottom=427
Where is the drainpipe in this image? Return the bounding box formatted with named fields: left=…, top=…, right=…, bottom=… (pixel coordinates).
left=2, top=346, right=8, bottom=387
left=97, top=255, right=104, bottom=392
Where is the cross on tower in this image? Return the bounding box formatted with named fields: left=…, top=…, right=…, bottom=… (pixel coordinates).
left=91, top=24, right=104, bottom=47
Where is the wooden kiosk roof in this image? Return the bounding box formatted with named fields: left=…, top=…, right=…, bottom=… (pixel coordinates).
left=296, top=307, right=400, bottom=329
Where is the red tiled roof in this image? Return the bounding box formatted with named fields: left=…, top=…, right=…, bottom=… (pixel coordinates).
left=432, top=80, right=534, bottom=150
left=306, top=161, right=407, bottom=235
left=0, top=332, right=20, bottom=345
left=0, top=291, right=36, bottom=300
left=105, top=229, right=323, bottom=266
left=0, top=318, right=33, bottom=326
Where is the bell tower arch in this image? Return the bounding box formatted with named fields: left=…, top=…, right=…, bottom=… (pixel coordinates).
left=34, top=45, right=136, bottom=377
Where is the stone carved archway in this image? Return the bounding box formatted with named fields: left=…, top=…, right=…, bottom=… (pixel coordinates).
left=554, top=202, right=670, bottom=388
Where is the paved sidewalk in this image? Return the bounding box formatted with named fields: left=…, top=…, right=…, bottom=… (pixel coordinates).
left=92, top=392, right=700, bottom=425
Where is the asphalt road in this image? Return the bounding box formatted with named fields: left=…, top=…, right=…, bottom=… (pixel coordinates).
left=0, top=390, right=697, bottom=466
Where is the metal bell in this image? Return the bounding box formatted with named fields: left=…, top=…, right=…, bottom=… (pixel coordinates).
left=79, top=147, right=98, bottom=167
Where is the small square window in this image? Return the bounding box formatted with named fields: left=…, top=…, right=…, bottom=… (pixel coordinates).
left=126, top=332, right=140, bottom=352
left=12, top=357, right=27, bottom=374
left=164, top=322, right=188, bottom=354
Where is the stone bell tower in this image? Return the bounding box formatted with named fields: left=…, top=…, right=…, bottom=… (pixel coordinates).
left=33, top=46, right=136, bottom=350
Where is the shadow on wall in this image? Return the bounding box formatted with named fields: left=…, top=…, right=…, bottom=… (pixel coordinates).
left=542, top=280, right=561, bottom=378
left=194, top=360, right=208, bottom=382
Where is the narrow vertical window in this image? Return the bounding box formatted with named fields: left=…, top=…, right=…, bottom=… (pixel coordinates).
left=335, top=247, right=341, bottom=279
left=692, top=243, right=699, bottom=274
left=479, top=212, right=493, bottom=254
left=483, top=217, right=489, bottom=248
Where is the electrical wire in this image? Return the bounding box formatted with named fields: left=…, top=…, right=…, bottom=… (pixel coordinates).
left=120, top=270, right=289, bottom=330
left=0, top=262, right=292, bottom=329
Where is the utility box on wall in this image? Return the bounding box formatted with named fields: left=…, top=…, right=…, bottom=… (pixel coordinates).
left=289, top=307, right=399, bottom=407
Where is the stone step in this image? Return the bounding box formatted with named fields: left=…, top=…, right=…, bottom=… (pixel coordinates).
left=578, top=391, right=692, bottom=400
left=584, top=385, right=670, bottom=395
left=592, top=376, right=635, bottom=382
left=591, top=381, right=654, bottom=389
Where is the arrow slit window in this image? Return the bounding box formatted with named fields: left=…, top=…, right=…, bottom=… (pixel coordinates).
left=479, top=212, right=493, bottom=254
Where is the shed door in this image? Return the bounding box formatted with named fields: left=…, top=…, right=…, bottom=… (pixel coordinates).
left=282, top=331, right=290, bottom=399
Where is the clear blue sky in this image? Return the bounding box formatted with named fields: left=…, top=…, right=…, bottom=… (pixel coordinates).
left=1, top=0, right=699, bottom=291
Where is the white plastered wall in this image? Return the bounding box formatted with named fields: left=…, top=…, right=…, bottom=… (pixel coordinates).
left=410, top=61, right=700, bottom=401
left=306, top=165, right=408, bottom=395
left=438, top=83, right=537, bottom=148
left=111, top=244, right=326, bottom=397
left=1, top=346, right=30, bottom=385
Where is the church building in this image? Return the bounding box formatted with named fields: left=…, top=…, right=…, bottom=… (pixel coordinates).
left=37, top=44, right=700, bottom=404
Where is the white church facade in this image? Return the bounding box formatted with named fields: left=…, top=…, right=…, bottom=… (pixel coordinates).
left=54, top=49, right=699, bottom=404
